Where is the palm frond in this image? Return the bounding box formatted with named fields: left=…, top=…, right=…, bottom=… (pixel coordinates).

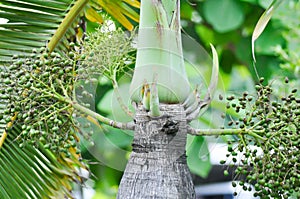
left=91, top=0, right=140, bottom=30
left=0, top=0, right=140, bottom=62
left=0, top=126, right=82, bottom=198
left=0, top=0, right=73, bottom=63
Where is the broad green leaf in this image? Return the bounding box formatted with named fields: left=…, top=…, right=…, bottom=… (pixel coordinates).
left=180, top=3, right=193, bottom=20
left=240, top=0, right=258, bottom=4
left=195, top=25, right=215, bottom=46
left=203, top=0, right=245, bottom=33
left=187, top=135, right=211, bottom=178
left=251, top=0, right=283, bottom=62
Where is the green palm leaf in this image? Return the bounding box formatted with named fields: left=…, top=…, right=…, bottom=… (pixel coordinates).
left=0, top=0, right=140, bottom=62
left=0, top=0, right=139, bottom=198
left=0, top=127, right=82, bottom=199
left=0, top=0, right=71, bottom=62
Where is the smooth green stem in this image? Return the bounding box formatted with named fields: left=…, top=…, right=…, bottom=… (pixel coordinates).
left=112, top=77, right=134, bottom=117
left=247, top=131, right=266, bottom=140
left=31, top=86, right=135, bottom=130
left=239, top=134, right=248, bottom=149
left=70, top=100, right=135, bottom=130
left=56, top=91, right=134, bottom=130
left=48, top=0, right=89, bottom=52
left=39, top=105, right=71, bottom=121
left=188, top=126, right=267, bottom=141
left=189, top=127, right=244, bottom=136
left=130, top=0, right=191, bottom=104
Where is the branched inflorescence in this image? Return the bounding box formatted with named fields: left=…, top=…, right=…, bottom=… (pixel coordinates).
left=0, top=48, right=80, bottom=156
left=221, top=78, right=300, bottom=198
left=78, top=27, right=136, bottom=116
left=80, top=27, right=136, bottom=82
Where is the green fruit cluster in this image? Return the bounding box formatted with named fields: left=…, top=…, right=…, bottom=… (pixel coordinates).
left=221, top=78, right=300, bottom=198
left=0, top=47, right=80, bottom=157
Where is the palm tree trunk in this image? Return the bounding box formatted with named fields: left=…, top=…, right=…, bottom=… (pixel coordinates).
left=117, top=104, right=195, bottom=198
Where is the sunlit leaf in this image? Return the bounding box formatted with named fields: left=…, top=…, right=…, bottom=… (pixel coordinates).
left=85, top=7, right=104, bottom=23
left=92, top=0, right=140, bottom=30
left=119, top=2, right=140, bottom=23
left=123, top=0, right=140, bottom=8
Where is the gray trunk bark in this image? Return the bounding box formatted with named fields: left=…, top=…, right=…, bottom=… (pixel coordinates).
left=117, top=104, right=195, bottom=199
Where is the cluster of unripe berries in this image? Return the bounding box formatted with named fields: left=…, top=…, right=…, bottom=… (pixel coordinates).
left=0, top=47, right=82, bottom=157
left=220, top=78, right=300, bottom=198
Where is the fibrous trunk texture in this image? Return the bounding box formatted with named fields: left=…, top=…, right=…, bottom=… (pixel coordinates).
left=117, top=104, right=195, bottom=199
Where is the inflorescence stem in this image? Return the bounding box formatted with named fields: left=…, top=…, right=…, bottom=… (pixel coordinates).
left=31, top=86, right=135, bottom=130
left=187, top=126, right=267, bottom=141
left=32, top=84, right=268, bottom=140
left=56, top=91, right=135, bottom=130
left=111, top=77, right=134, bottom=117
left=71, top=100, right=135, bottom=130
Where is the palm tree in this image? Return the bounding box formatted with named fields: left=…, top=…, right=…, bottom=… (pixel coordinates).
left=116, top=0, right=218, bottom=197
left=1, top=0, right=298, bottom=198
